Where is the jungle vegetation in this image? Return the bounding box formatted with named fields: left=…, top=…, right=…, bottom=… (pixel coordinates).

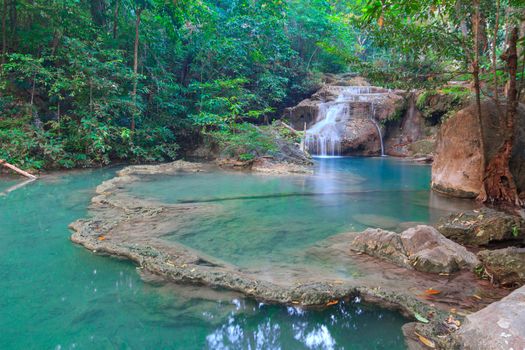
left=1, top=0, right=525, bottom=205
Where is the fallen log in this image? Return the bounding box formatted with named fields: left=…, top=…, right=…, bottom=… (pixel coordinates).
left=0, top=160, right=38, bottom=179
left=274, top=120, right=300, bottom=135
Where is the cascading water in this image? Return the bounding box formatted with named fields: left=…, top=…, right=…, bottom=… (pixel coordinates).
left=304, top=102, right=347, bottom=156
left=370, top=119, right=385, bottom=157
left=305, top=86, right=387, bottom=157
left=370, top=102, right=385, bottom=157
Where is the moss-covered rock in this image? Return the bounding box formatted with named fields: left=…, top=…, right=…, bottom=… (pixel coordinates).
left=436, top=208, right=525, bottom=246
left=478, top=247, right=525, bottom=287
left=416, top=87, right=470, bottom=125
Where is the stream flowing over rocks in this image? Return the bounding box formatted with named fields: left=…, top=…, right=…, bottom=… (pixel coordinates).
left=286, top=76, right=406, bottom=156
left=285, top=75, right=449, bottom=160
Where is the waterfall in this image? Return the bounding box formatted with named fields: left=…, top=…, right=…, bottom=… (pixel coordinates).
left=304, top=88, right=355, bottom=157
left=305, top=102, right=346, bottom=156
left=370, top=119, right=385, bottom=157
left=304, top=86, right=388, bottom=157
left=370, top=102, right=385, bottom=157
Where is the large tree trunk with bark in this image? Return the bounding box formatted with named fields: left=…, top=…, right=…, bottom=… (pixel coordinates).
left=492, top=0, right=501, bottom=101
left=483, top=27, right=522, bottom=206
left=473, top=0, right=488, bottom=202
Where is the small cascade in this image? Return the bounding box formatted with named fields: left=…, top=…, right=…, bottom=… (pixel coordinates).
left=370, top=119, right=385, bottom=157
left=370, top=102, right=385, bottom=157
left=304, top=85, right=390, bottom=157
left=305, top=102, right=347, bottom=156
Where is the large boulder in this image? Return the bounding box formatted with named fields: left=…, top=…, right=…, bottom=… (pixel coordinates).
left=350, top=225, right=479, bottom=273
left=432, top=100, right=525, bottom=198
left=401, top=226, right=479, bottom=273
left=454, top=285, right=525, bottom=350
left=437, top=208, right=525, bottom=246
left=478, top=247, right=525, bottom=287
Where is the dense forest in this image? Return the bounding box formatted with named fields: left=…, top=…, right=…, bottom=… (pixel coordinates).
left=0, top=0, right=361, bottom=169
left=1, top=0, right=525, bottom=204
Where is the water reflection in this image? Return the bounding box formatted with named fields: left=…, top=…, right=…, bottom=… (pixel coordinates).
left=1, top=166, right=409, bottom=349
left=204, top=299, right=406, bottom=350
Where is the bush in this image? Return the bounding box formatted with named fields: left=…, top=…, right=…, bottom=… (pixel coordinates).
left=207, top=123, right=278, bottom=160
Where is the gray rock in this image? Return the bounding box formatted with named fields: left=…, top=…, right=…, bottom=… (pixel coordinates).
left=478, top=247, right=525, bottom=287
left=351, top=225, right=479, bottom=273
left=437, top=208, right=525, bottom=246
left=351, top=228, right=408, bottom=267
left=454, top=285, right=525, bottom=350
left=402, top=226, right=480, bottom=273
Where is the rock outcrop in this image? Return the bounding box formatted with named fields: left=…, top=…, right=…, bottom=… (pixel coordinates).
left=478, top=247, right=525, bottom=287
left=188, top=122, right=314, bottom=173
left=432, top=100, right=525, bottom=198
left=384, top=93, right=434, bottom=158
left=454, top=285, right=525, bottom=350
left=351, top=225, right=479, bottom=273
left=437, top=208, right=525, bottom=246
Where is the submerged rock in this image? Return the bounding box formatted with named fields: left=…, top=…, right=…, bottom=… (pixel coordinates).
left=351, top=225, right=479, bottom=273
left=437, top=208, right=525, bottom=246
left=250, top=158, right=314, bottom=175
left=478, top=247, right=525, bottom=287
left=352, top=214, right=402, bottom=231
left=454, top=285, right=525, bottom=350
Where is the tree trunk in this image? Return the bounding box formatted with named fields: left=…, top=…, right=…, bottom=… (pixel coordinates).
left=483, top=27, right=521, bottom=206
left=90, top=0, right=107, bottom=27
left=9, top=0, right=16, bottom=50
left=113, top=0, right=119, bottom=39
left=1, top=0, right=7, bottom=65
left=131, top=8, right=142, bottom=132
left=492, top=0, right=500, bottom=101
left=89, top=78, right=93, bottom=114
left=473, top=0, right=488, bottom=202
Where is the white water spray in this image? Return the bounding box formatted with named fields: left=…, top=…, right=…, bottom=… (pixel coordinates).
left=304, top=86, right=388, bottom=157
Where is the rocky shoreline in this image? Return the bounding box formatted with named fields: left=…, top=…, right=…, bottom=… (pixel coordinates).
left=70, top=160, right=524, bottom=349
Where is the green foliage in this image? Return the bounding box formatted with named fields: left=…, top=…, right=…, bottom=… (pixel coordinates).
left=0, top=0, right=360, bottom=170
left=209, top=123, right=278, bottom=161
left=512, top=225, right=520, bottom=238
left=416, top=87, right=470, bottom=123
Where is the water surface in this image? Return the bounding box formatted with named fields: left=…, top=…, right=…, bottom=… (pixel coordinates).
left=127, top=157, right=474, bottom=271
left=0, top=163, right=409, bottom=349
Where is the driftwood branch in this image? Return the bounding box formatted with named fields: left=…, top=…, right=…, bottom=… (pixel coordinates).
left=278, top=121, right=300, bottom=135
left=0, top=160, right=37, bottom=179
